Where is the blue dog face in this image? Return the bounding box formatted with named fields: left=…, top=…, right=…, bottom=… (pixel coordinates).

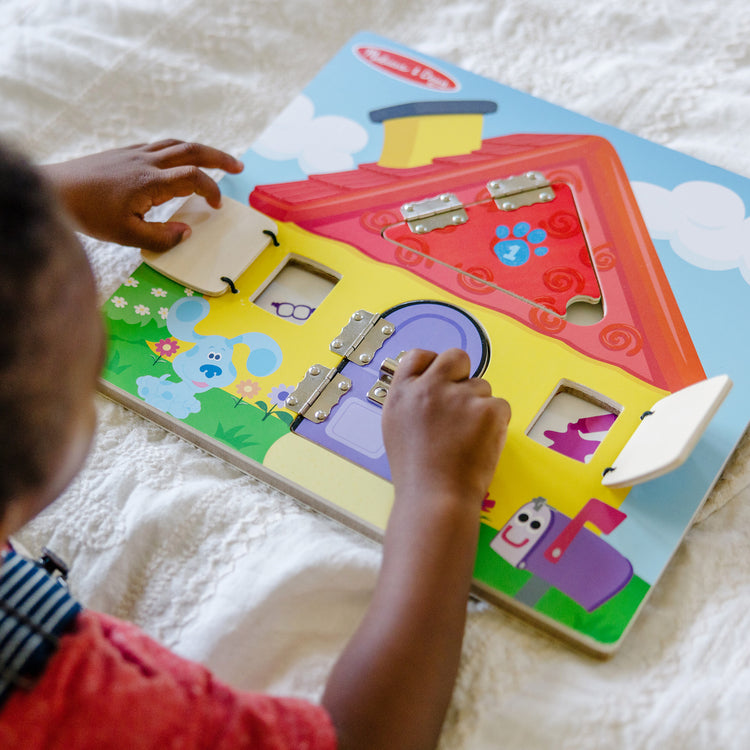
left=138, top=297, right=283, bottom=419
left=173, top=335, right=239, bottom=392
left=163, top=296, right=283, bottom=398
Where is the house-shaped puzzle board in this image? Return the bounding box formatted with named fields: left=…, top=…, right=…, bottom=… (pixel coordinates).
left=99, top=33, right=750, bottom=656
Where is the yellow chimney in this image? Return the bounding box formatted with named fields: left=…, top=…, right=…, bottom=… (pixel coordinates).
left=370, top=100, right=498, bottom=169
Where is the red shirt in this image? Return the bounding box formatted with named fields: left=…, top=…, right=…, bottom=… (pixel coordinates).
left=0, top=610, right=337, bottom=749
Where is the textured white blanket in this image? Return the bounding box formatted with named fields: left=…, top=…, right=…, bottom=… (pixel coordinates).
left=3, top=1, right=749, bottom=747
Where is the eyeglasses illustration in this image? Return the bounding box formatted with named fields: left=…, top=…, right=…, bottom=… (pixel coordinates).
left=270, top=302, right=316, bottom=321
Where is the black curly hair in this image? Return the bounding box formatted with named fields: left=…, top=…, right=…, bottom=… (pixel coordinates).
left=0, top=140, right=98, bottom=520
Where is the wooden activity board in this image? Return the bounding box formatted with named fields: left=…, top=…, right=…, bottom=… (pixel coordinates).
left=99, top=33, right=750, bottom=656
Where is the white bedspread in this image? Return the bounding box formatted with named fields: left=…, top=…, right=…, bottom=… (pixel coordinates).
left=3, top=1, right=750, bottom=747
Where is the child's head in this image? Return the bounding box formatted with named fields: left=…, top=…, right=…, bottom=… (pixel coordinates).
left=0, top=140, right=104, bottom=540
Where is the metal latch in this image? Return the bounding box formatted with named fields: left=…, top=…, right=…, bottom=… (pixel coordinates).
left=285, top=364, right=352, bottom=423
left=330, top=310, right=395, bottom=365
left=367, top=353, right=405, bottom=406
left=487, top=172, right=555, bottom=211
left=401, top=193, right=468, bottom=234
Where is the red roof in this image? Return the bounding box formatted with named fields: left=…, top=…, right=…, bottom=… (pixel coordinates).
left=250, top=133, right=705, bottom=391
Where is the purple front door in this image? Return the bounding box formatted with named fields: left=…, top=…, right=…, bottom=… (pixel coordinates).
left=292, top=300, right=490, bottom=480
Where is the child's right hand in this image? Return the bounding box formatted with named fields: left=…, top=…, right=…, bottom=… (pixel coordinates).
left=323, top=348, right=510, bottom=750
left=382, top=347, right=510, bottom=509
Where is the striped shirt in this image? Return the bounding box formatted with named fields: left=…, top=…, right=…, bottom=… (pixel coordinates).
left=0, top=549, right=81, bottom=707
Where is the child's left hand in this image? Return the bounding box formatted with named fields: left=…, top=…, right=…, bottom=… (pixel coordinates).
left=43, top=140, right=244, bottom=251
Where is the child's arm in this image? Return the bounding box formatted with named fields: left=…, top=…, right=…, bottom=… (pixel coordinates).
left=322, top=348, right=511, bottom=750
left=42, top=140, right=244, bottom=251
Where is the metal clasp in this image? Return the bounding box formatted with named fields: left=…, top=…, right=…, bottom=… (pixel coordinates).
left=35, top=547, right=70, bottom=587
left=367, top=353, right=406, bottom=406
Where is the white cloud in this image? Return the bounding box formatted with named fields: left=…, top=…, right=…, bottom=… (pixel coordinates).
left=252, top=94, right=368, bottom=175
left=632, top=180, right=750, bottom=284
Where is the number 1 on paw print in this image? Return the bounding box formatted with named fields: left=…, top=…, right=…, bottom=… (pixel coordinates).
left=494, top=222, right=548, bottom=267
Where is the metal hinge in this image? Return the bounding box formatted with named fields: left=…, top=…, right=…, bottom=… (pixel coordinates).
left=285, top=364, right=352, bottom=423
left=329, top=310, right=395, bottom=365
left=399, top=174, right=556, bottom=236
left=288, top=310, right=396, bottom=423
left=401, top=193, right=468, bottom=234
left=487, top=172, right=555, bottom=211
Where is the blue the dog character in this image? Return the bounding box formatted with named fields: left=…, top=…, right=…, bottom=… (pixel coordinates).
left=137, top=297, right=282, bottom=419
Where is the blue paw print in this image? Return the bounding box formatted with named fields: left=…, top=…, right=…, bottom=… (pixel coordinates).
left=493, top=222, right=548, bottom=267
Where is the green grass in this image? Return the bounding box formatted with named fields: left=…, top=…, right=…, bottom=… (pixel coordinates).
left=102, top=289, right=290, bottom=463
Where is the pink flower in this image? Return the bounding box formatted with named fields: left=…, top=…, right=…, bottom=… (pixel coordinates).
left=154, top=338, right=180, bottom=357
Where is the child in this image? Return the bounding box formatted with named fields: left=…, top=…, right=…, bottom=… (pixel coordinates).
left=0, top=139, right=511, bottom=750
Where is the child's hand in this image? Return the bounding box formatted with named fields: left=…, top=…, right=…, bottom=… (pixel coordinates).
left=382, top=347, right=510, bottom=508
left=43, top=140, right=244, bottom=251
left=324, top=348, right=510, bottom=750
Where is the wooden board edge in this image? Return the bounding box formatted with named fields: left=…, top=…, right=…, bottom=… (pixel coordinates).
left=96, top=378, right=387, bottom=546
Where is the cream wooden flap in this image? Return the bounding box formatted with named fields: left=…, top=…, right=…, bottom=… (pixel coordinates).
left=141, top=195, right=278, bottom=296
left=601, top=375, right=732, bottom=488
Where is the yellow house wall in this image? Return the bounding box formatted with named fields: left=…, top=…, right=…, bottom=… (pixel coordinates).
left=204, top=221, right=666, bottom=534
